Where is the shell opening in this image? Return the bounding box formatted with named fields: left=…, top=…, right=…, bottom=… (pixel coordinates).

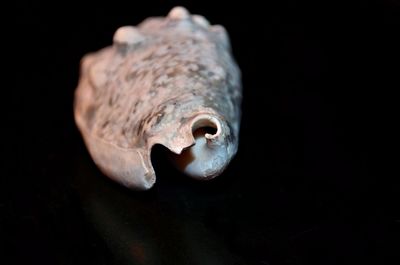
left=169, top=115, right=228, bottom=179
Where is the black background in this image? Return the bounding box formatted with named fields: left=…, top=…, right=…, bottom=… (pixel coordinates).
left=3, top=1, right=400, bottom=264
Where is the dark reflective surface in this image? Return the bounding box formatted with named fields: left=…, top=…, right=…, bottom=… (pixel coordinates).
left=4, top=1, right=400, bottom=264
left=73, top=145, right=246, bottom=265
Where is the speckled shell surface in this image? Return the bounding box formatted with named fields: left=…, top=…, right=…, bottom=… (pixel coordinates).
left=74, top=7, right=242, bottom=190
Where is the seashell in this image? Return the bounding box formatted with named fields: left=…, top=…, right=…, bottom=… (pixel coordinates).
left=74, top=6, right=242, bottom=190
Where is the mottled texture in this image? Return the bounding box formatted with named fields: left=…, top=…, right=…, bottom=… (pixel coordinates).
left=74, top=7, right=242, bottom=190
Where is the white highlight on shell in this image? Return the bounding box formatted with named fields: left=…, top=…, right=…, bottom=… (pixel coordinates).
left=168, top=6, right=190, bottom=20
left=113, top=26, right=144, bottom=45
